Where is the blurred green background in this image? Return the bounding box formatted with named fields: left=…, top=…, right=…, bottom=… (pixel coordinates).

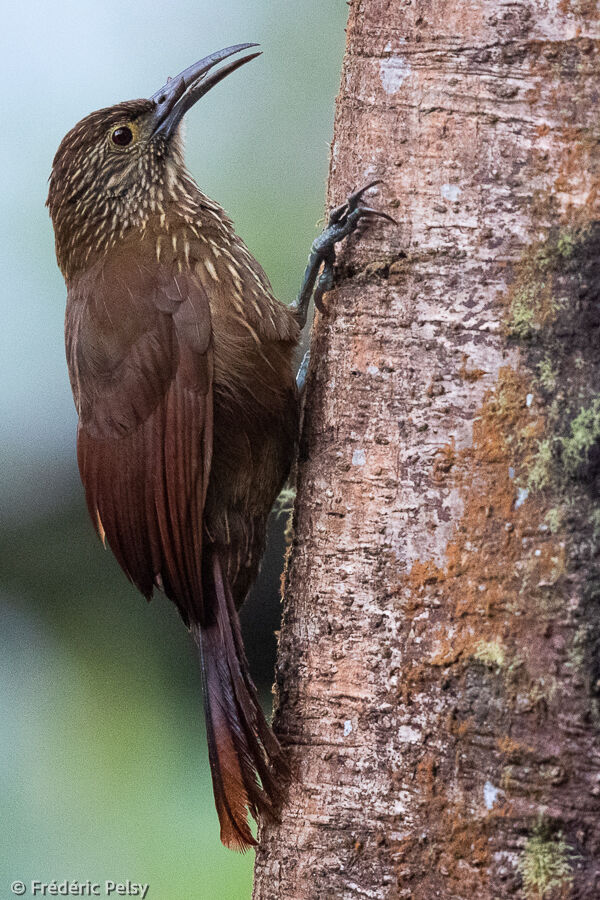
left=0, top=2, right=347, bottom=897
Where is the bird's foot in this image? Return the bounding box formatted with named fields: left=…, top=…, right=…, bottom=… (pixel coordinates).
left=291, top=180, right=396, bottom=333
left=312, top=180, right=396, bottom=312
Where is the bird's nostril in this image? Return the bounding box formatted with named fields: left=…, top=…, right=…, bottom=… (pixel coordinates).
left=157, top=94, right=166, bottom=104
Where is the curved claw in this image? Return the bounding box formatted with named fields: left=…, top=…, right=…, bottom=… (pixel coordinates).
left=347, top=179, right=383, bottom=210
left=328, top=180, right=389, bottom=228
left=356, top=206, right=398, bottom=226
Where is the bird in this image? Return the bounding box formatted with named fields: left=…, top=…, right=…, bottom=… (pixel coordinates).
left=47, top=43, right=390, bottom=851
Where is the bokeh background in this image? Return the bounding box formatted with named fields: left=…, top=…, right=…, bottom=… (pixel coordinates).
left=0, top=2, right=347, bottom=896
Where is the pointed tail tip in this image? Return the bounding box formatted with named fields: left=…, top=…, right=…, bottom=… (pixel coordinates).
left=220, top=821, right=258, bottom=852
left=193, top=551, right=289, bottom=852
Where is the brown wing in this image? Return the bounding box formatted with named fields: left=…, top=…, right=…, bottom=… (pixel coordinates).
left=66, top=245, right=213, bottom=626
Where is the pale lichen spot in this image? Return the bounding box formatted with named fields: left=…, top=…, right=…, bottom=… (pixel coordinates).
left=398, top=725, right=421, bottom=743
left=441, top=183, right=462, bottom=203
left=472, top=639, right=505, bottom=668
left=483, top=781, right=500, bottom=810
left=352, top=448, right=366, bottom=466
left=379, top=55, right=412, bottom=93
left=515, top=487, right=529, bottom=508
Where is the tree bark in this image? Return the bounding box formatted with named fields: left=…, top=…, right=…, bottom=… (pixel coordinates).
left=253, top=1, right=600, bottom=898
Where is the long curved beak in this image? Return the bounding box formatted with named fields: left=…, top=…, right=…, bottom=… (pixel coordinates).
left=149, top=43, right=261, bottom=139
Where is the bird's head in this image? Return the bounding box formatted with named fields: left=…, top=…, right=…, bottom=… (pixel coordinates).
left=47, top=44, right=259, bottom=277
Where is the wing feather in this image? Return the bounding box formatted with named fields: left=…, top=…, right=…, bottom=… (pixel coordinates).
left=69, top=247, right=213, bottom=624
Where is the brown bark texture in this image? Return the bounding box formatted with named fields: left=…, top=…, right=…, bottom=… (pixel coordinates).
left=253, top=1, right=600, bottom=897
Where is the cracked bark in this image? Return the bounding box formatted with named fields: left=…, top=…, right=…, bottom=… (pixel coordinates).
left=253, top=1, right=600, bottom=897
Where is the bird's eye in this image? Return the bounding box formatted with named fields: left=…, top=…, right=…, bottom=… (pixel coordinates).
left=111, top=126, right=134, bottom=147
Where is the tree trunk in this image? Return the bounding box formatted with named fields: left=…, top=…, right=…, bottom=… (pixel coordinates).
left=253, top=1, right=600, bottom=897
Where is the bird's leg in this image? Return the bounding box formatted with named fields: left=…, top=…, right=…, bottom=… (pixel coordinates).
left=291, top=180, right=395, bottom=390
left=295, top=349, right=311, bottom=394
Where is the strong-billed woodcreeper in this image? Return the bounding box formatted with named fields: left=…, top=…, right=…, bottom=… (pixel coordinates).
left=47, top=44, right=390, bottom=849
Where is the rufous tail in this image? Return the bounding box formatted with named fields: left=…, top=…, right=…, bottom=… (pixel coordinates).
left=193, top=550, right=288, bottom=850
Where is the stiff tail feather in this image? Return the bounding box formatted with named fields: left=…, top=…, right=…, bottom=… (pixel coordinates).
left=193, top=551, right=288, bottom=850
